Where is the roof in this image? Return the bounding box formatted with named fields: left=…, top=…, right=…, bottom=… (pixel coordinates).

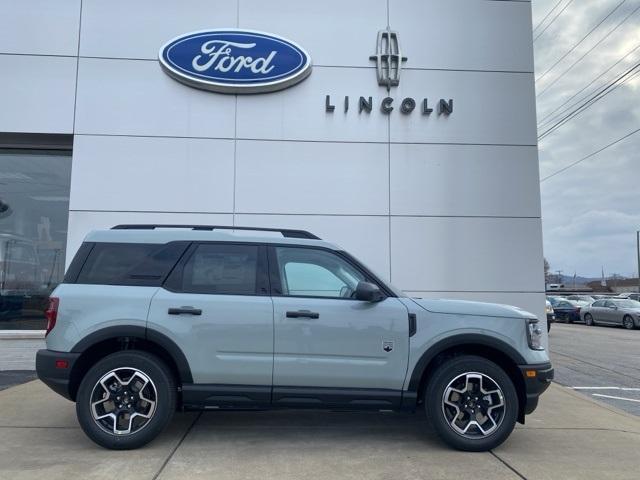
left=84, top=225, right=339, bottom=249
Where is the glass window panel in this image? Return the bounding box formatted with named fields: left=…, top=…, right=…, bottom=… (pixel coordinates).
left=0, top=149, right=71, bottom=329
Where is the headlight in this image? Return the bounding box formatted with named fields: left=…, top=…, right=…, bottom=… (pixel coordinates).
left=545, top=304, right=554, bottom=314
left=526, top=319, right=544, bottom=350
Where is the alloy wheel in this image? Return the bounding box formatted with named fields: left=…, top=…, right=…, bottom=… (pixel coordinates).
left=623, top=316, right=634, bottom=330
left=441, top=372, right=505, bottom=438
left=90, top=367, right=157, bottom=436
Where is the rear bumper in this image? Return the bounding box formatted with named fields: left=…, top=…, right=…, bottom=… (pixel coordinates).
left=519, top=362, right=554, bottom=415
left=35, top=349, right=80, bottom=401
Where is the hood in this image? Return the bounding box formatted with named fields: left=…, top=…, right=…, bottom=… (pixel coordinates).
left=409, top=298, right=537, bottom=320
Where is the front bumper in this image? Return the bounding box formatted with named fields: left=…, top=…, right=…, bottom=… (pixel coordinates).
left=35, top=349, right=81, bottom=401
left=546, top=313, right=555, bottom=323
left=519, top=362, right=554, bottom=416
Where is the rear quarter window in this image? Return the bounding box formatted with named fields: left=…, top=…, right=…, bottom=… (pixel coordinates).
left=73, top=242, right=188, bottom=286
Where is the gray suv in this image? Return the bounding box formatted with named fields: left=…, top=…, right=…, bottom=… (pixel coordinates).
left=36, top=225, right=552, bottom=451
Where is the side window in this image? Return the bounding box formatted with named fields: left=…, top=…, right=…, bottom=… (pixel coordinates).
left=77, top=243, right=159, bottom=285
left=604, top=301, right=614, bottom=308
left=75, top=242, right=188, bottom=286
left=178, top=243, right=260, bottom=295
left=592, top=300, right=604, bottom=307
left=275, top=247, right=365, bottom=299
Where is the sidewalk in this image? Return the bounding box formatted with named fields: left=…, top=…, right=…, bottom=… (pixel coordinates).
left=0, top=380, right=637, bottom=480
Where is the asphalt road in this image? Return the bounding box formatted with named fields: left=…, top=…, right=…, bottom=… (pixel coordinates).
left=549, top=322, right=640, bottom=416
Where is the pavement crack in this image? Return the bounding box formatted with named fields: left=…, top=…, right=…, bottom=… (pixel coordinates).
left=490, top=450, right=527, bottom=480
left=152, top=411, right=202, bottom=480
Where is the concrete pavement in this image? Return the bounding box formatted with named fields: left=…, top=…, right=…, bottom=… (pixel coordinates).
left=0, top=380, right=638, bottom=480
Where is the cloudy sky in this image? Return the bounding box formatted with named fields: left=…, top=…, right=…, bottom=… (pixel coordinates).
left=532, top=0, right=640, bottom=279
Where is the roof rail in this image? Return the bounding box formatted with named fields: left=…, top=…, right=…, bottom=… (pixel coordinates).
left=111, top=224, right=321, bottom=240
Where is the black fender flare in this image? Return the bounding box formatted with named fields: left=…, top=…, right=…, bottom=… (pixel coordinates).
left=71, top=325, right=193, bottom=384
left=406, top=333, right=527, bottom=393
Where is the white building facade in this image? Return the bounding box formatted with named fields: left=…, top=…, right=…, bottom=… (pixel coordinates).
left=0, top=0, right=545, bottom=330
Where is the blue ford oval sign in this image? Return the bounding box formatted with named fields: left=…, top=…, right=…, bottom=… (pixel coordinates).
left=159, top=29, right=312, bottom=94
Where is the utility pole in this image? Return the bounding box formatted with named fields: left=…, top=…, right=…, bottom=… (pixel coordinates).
left=637, top=230, right=640, bottom=294
left=556, top=270, right=563, bottom=285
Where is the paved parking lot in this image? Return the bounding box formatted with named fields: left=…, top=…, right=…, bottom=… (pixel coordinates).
left=0, top=379, right=639, bottom=480
left=550, top=322, right=640, bottom=416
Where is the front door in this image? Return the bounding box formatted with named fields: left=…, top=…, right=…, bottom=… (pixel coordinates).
left=268, top=246, right=409, bottom=409
left=148, top=242, right=273, bottom=406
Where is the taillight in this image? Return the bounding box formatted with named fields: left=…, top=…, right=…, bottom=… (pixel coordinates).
left=45, top=297, right=59, bottom=336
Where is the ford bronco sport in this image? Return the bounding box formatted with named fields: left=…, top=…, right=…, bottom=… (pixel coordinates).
left=36, top=225, right=552, bottom=451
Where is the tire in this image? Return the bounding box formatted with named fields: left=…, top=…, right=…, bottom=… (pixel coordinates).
left=75, top=350, right=176, bottom=450
left=547, top=320, right=551, bottom=333
left=584, top=313, right=594, bottom=326
left=623, top=315, right=635, bottom=330
left=424, top=355, right=518, bottom=452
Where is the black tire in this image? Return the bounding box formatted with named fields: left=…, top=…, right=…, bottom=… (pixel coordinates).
left=623, top=315, right=635, bottom=330
left=584, top=313, right=594, bottom=326
left=424, top=355, right=518, bottom=452
left=75, top=350, right=176, bottom=450
left=547, top=320, right=551, bottom=333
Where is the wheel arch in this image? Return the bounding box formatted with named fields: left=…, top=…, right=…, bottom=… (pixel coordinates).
left=68, top=326, right=192, bottom=402
left=407, top=334, right=528, bottom=422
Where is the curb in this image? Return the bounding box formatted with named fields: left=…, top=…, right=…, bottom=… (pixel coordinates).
left=0, top=330, right=45, bottom=340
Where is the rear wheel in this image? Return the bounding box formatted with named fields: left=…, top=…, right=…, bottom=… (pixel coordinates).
left=75, top=350, right=176, bottom=450
left=584, top=313, right=594, bottom=326
left=623, top=315, right=635, bottom=330
left=424, top=355, right=518, bottom=451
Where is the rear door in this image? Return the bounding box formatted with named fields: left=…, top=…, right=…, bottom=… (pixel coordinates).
left=268, top=245, right=409, bottom=409
left=603, top=300, right=618, bottom=323
left=148, top=242, right=273, bottom=405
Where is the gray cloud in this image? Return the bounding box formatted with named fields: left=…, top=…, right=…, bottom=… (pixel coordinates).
left=533, top=0, right=640, bottom=278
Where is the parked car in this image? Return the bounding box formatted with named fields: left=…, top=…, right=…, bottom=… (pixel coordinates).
left=627, top=293, right=640, bottom=302
left=582, top=298, right=640, bottom=329
left=552, top=299, right=582, bottom=323
left=546, top=295, right=563, bottom=307
left=591, top=294, right=610, bottom=300
left=36, top=225, right=552, bottom=452
left=545, top=300, right=555, bottom=332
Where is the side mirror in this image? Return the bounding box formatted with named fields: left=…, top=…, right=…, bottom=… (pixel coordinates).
left=355, top=281, right=384, bottom=302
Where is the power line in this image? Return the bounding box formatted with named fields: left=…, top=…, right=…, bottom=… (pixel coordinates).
left=540, top=127, right=640, bottom=183
left=536, top=0, right=627, bottom=83
left=539, top=60, right=640, bottom=132
left=537, top=3, right=640, bottom=98
left=538, top=61, right=640, bottom=140
left=534, top=0, right=575, bottom=43
left=537, top=42, right=640, bottom=128
left=533, top=0, right=565, bottom=34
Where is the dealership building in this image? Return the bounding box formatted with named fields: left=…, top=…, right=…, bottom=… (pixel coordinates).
left=0, top=0, right=545, bottom=330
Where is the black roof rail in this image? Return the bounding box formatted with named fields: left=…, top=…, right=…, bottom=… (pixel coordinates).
left=111, top=224, right=321, bottom=240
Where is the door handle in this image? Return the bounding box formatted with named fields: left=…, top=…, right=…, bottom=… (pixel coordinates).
left=286, top=310, right=319, bottom=319
left=168, top=306, right=202, bottom=316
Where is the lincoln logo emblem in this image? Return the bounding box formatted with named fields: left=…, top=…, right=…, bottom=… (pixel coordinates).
left=369, top=29, right=407, bottom=90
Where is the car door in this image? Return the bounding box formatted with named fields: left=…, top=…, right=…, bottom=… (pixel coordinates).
left=268, top=245, right=410, bottom=409
left=147, top=242, right=273, bottom=405
left=590, top=300, right=606, bottom=322
left=602, top=301, right=618, bottom=324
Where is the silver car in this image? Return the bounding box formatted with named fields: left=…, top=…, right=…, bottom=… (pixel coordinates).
left=582, top=298, right=640, bottom=329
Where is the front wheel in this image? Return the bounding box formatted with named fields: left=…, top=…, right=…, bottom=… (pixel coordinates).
left=623, top=315, right=636, bottom=330
left=75, top=350, right=176, bottom=450
left=584, top=313, right=594, bottom=326
left=425, top=355, right=518, bottom=451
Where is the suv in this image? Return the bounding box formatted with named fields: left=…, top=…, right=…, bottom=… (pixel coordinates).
left=36, top=225, right=552, bottom=451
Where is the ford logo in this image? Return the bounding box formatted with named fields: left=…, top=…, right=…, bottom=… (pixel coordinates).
left=159, top=29, right=312, bottom=94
